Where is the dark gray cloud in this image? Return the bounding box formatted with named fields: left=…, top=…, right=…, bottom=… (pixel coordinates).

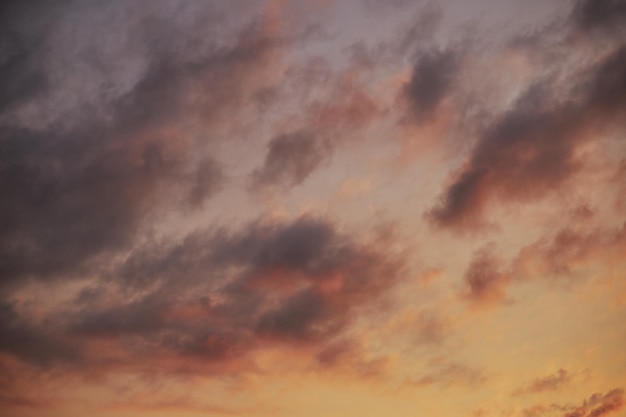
left=187, top=157, right=224, bottom=207
left=247, top=58, right=382, bottom=192
left=425, top=0, right=626, bottom=231
left=0, top=126, right=178, bottom=285
left=0, top=0, right=65, bottom=113
left=573, top=0, right=626, bottom=31
left=251, top=131, right=330, bottom=189
left=0, top=27, right=48, bottom=113
left=0, top=300, right=80, bottom=366
left=109, top=15, right=279, bottom=136
left=0, top=1, right=284, bottom=287
left=212, top=216, right=339, bottom=272
left=396, top=2, right=444, bottom=55
left=429, top=89, right=584, bottom=229
left=584, top=45, right=626, bottom=116
left=404, top=48, right=459, bottom=120
left=428, top=42, right=626, bottom=231
left=0, top=216, right=403, bottom=371
left=71, top=295, right=168, bottom=338
left=256, top=289, right=336, bottom=341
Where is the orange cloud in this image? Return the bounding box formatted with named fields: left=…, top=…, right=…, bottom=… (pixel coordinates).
left=514, top=369, right=572, bottom=396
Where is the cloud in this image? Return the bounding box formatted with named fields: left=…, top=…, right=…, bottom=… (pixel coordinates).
left=0, top=300, right=81, bottom=366
left=363, top=0, right=415, bottom=11
left=187, top=157, right=224, bottom=207
left=563, top=389, right=625, bottom=417
left=455, top=223, right=626, bottom=309
left=251, top=132, right=330, bottom=189
left=0, top=0, right=624, bottom=414
left=0, top=124, right=179, bottom=286
left=514, top=369, right=572, bottom=395
left=511, top=223, right=626, bottom=280
left=461, top=246, right=510, bottom=307
left=256, top=289, right=336, bottom=341
left=522, top=405, right=553, bottom=417
left=428, top=42, right=626, bottom=231
left=430, top=219, right=626, bottom=322
left=250, top=69, right=380, bottom=190
left=0, top=1, right=282, bottom=287
left=411, top=309, right=450, bottom=345
left=105, top=397, right=243, bottom=416
left=70, top=294, right=169, bottom=339
left=573, top=0, right=626, bottom=31
left=410, top=362, right=487, bottom=388
left=0, top=216, right=403, bottom=378
left=396, top=2, right=444, bottom=55
left=314, top=338, right=391, bottom=378
left=404, top=48, right=459, bottom=121
left=0, top=393, right=50, bottom=410
left=429, top=85, right=583, bottom=230
left=0, top=1, right=52, bottom=114
left=519, top=389, right=625, bottom=417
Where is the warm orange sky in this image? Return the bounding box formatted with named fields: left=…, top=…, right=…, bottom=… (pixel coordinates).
left=0, top=1, right=625, bottom=416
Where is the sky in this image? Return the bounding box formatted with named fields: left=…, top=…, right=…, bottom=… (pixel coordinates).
left=0, top=0, right=625, bottom=416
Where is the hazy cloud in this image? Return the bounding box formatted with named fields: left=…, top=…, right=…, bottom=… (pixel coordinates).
left=514, top=369, right=572, bottom=395
left=404, top=48, right=459, bottom=120
left=1, top=216, right=403, bottom=373
left=411, top=362, right=487, bottom=388
left=563, top=389, right=624, bottom=417
left=0, top=301, right=80, bottom=366
left=251, top=132, right=330, bottom=189
left=461, top=247, right=510, bottom=307
left=429, top=43, right=626, bottom=231
left=573, top=0, right=626, bottom=31
left=0, top=1, right=279, bottom=287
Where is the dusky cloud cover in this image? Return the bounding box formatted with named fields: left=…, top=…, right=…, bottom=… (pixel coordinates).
left=0, top=1, right=625, bottom=416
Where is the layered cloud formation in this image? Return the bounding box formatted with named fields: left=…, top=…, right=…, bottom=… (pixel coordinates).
left=0, top=1, right=625, bottom=416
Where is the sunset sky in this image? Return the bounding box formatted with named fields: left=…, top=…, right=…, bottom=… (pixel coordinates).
left=1, top=1, right=625, bottom=416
